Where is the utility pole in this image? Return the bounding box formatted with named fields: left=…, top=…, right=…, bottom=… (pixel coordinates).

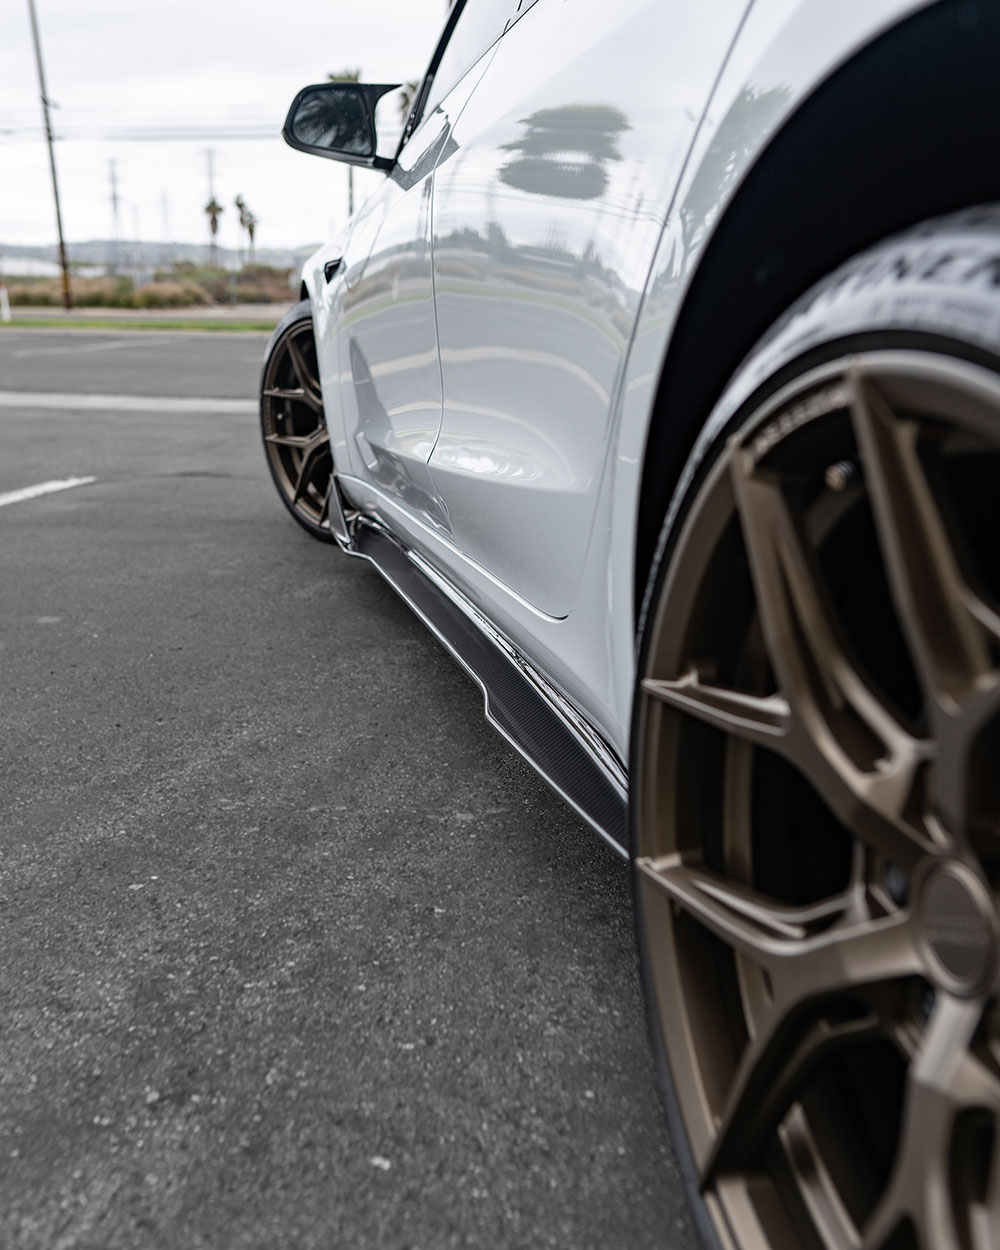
left=160, top=191, right=170, bottom=269
left=131, top=205, right=142, bottom=289
left=26, top=0, right=71, bottom=309
left=108, top=160, right=121, bottom=273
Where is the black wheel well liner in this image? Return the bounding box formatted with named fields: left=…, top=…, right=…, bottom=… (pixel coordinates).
left=299, top=280, right=308, bottom=302
left=633, top=0, right=1000, bottom=617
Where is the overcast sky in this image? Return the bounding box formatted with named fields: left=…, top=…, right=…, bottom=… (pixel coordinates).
left=0, top=0, right=449, bottom=252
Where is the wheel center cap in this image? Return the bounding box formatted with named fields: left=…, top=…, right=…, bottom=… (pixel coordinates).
left=917, top=861, right=998, bottom=997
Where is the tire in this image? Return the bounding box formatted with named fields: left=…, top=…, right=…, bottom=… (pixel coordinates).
left=259, top=299, right=337, bottom=543
left=632, top=207, right=1000, bottom=1250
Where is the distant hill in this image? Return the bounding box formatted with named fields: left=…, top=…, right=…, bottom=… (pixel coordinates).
left=0, top=239, right=320, bottom=272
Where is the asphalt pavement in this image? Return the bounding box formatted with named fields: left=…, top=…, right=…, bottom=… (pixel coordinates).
left=0, top=329, right=695, bottom=1249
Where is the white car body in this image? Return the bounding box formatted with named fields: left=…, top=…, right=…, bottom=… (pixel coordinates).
left=266, top=6, right=1000, bottom=1243
left=295, top=0, right=943, bottom=853
left=302, top=0, right=931, bottom=756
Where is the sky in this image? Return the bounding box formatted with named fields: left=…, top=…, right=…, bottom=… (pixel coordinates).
left=0, top=0, right=449, bottom=254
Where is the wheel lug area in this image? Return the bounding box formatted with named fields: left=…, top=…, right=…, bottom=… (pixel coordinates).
left=914, top=859, right=999, bottom=997
left=882, top=861, right=910, bottom=908
left=915, top=982, right=937, bottom=1025
left=823, top=458, right=859, bottom=491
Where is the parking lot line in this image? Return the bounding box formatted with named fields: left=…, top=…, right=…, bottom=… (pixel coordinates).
left=12, top=339, right=134, bottom=360
left=0, top=477, right=97, bottom=508
left=0, top=391, right=255, bottom=414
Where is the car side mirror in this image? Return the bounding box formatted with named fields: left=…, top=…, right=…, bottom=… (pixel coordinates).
left=282, top=82, right=400, bottom=170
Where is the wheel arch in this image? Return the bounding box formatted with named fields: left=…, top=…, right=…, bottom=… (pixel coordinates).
left=631, top=0, right=1000, bottom=617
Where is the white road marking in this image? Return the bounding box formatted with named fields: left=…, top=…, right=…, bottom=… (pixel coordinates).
left=0, top=476, right=97, bottom=508
left=0, top=391, right=255, bottom=414
left=12, top=340, right=133, bottom=359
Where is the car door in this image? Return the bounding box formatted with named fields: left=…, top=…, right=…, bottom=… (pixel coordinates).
left=332, top=0, right=518, bottom=534
left=427, top=0, right=748, bottom=617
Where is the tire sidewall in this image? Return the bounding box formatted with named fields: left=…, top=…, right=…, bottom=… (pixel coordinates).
left=260, top=297, right=313, bottom=376
left=647, top=210, right=1000, bottom=636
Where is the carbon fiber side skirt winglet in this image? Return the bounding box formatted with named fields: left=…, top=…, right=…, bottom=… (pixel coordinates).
left=352, top=523, right=629, bottom=855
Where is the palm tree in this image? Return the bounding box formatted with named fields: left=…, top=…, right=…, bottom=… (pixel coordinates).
left=328, top=68, right=361, bottom=216
left=205, top=196, right=223, bottom=266
left=235, top=194, right=249, bottom=264
left=398, top=80, right=420, bottom=126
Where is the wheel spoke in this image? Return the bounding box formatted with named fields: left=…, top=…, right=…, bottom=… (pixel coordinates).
left=706, top=915, right=920, bottom=1183
left=728, top=449, right=934, bottom=864
left=291, top=430, right=331, bottom=505
left=637, top=857, right=919, bottom=985
left=642, top=674, right=791, bottom=749
left=709, top=1002, right=882, bottom=1185
left=285, top=334, right=323, bottom=412
left=638, top=855, right=923, bottom=1181
left=849, top=370, right=1000, bottom=840
left=981, top=1135, right=1000, bottom=1250
left=263, top=384, right=319, bottom=410
left=638, top=855, right=849, bottom=955
left=849, top=370, right=998, bottom=712
left=729, top=450, right=875, bottom=731
left=861, top=996, right=1000, bottom=1250
left=939, top=669, right=1000, bottom=847
left=265, top=431, right=322, bottom=449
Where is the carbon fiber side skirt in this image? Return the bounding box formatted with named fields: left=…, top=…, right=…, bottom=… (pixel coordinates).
left=351, top=522, right=629, bottom=855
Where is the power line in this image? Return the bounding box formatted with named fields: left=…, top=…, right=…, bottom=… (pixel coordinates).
left=0, top=125, right=278, bottom=142
left=0, top=123, right=405, bottom=143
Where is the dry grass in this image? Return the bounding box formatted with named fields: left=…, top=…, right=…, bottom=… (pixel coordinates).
left=6, top=265, right=294, bottom=308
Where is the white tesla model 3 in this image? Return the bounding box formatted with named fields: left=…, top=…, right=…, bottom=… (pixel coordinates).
left=260, top=2, right=1000, bottom=1245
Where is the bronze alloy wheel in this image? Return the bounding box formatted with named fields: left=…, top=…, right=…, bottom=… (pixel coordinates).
left=635, top=347, right=1000, bottom=1250
left=260, top=300, right=336, bottom=541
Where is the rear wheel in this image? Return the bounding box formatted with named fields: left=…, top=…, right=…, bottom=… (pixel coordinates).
left=634, top=211, right=1000, bottom=1250
left=259, top=300, right=335, bottom=542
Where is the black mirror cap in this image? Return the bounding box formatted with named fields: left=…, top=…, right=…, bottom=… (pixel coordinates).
left=282, top=82, right=399, bottom=170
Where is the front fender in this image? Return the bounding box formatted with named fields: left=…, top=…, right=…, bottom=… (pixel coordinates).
left=604, top=0, right=936, bottom=733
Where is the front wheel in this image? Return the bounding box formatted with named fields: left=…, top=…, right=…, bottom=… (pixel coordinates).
left=634, top=209, right=1000, bottom=1250
left=259, top=300, right=336, bottom=542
